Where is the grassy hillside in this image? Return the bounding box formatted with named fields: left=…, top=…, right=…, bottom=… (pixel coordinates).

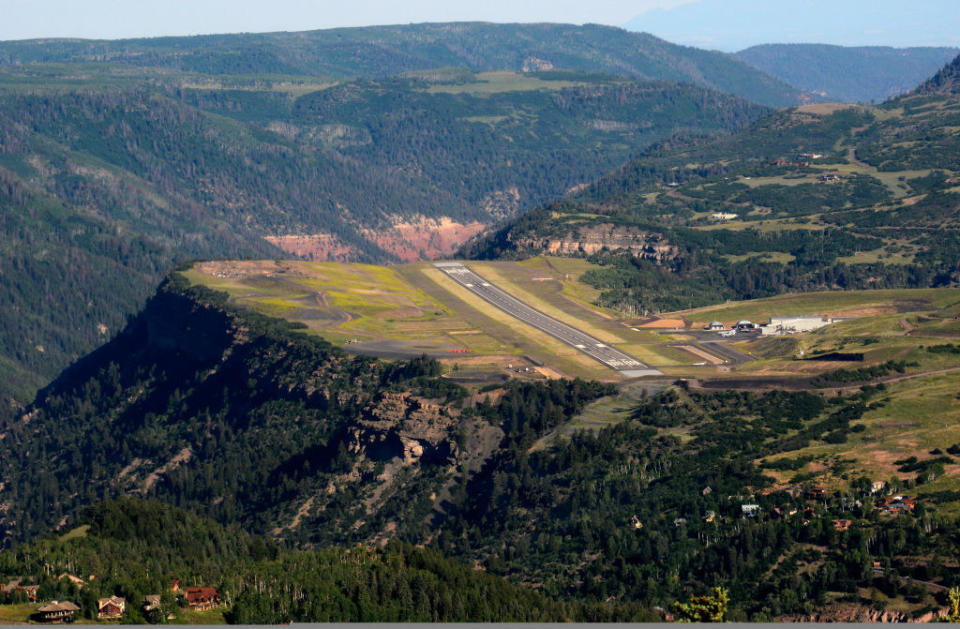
left=0, top=23, right=806, bottom=107
left=464, top=56, right=960, bottom=317
left=736, top=44, right=959, bottom=103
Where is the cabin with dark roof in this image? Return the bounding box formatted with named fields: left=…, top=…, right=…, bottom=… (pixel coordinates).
left=35, top=601, right=80, bottom=624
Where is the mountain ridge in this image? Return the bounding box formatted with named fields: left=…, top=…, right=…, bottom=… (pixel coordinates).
left=735, top=44, right=960, bottom=103
left=916, top=53, right=960, bottom=95
left=461, top=59, right=960, bottom=314
left=0, top=22, right=806, bottom=107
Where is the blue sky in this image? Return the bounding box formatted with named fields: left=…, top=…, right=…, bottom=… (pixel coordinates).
left=1, top=0, right=958, bottom=51
left=626, top=0, right=960, bottom=51
left=0, top=0, right=681, bottom=40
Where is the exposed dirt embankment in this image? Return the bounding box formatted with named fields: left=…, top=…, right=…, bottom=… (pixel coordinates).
left=266, top=216, right=486, bottom=262
left=264, top=233, right=356, bottom=261
left=514, top=223, right=679, bottom=262
left=361, top=216, right=487, bottom=262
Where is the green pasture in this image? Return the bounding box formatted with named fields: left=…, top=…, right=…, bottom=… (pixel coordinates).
left=425, top=71, right=589, bottom=94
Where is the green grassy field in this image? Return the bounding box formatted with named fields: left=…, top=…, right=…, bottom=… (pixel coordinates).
left=186, top=260, right=960, bottom=387
left=0, top=602, right=104, bottom=625
left=0, top=602, right=39, bottom=624
left=759, top=370, right=960, bottom=510
left=425, top=71, right=591, bottom=94
left=674, top=288, right=960, bottom=328
left=172, top=608, right=227, bottom=624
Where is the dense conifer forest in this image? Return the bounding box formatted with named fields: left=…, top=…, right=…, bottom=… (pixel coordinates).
left=3, top=276, right=960, bottom=621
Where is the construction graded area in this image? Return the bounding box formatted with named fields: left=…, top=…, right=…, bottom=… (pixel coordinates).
left=183, top=258, right=960, bottom=384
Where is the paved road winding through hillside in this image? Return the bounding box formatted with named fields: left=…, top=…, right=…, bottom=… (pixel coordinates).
left=434, top=262, right=661, bottom=377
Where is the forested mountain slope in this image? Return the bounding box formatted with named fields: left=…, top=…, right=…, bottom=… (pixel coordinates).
left=736, top=44, right=960, bottom=103
left=463, top=54, right=960, bottom=316
left=0, top=68, right=767, bottom=413
left=0, top=23, right=805, bottom=107
left=0, top=272, right=613, bottom=548
left=0, top=498, right=622, bottom=623
left=4, top=272, right=960, bottom=621
left=916, top=53, right=960, bottom=96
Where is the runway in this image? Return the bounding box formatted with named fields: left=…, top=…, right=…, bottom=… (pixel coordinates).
left=434, top=262, right=661, bottom=377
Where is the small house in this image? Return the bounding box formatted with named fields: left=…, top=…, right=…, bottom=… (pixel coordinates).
left=143, top=594, right=161, bottom=613
left=0, top=577, right=22, bottom=595
left=705, top=322, right=724, bottom=331
left=97, top=596, right=126, bottom=619
left=871, top=480, right=886, bottom=494
left=185, top=587, right=221, bottom=611
left=832, top=519, right=853, bottom=531
left=704, top=510, right=716, bottom=523
left=673, top=517, right=687, bottom=527
left=35, top=601, right=80, bottom=624
left=741, top=504, right=760, bottom=518
left=169, top=579, right=181, bottom=592
left=880, top=496, right=916, bottom=514
left=629, top=515, right=643, bottom=530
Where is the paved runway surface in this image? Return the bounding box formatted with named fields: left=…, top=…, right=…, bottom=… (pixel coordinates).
left=435, top=262, right=661, bottom=377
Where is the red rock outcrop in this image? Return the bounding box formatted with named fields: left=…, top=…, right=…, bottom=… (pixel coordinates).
left=265, top=216, right=486, bottom=262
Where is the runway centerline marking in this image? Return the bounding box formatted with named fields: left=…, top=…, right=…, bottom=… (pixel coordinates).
left=433, top=262, right=662, bottom=377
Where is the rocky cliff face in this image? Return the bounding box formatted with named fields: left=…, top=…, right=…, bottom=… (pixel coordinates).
left=513, top=223, right=679, bottom=263
left=349, top=392, right=461, bottom=465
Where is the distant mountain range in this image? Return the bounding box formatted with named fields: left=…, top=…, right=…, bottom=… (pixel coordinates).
left=736, top=44, right=960, bottom=103
left=0, top=23, right=805, bottom=107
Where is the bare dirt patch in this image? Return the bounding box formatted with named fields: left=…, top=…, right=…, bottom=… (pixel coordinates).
left=265, top=234, right=358, bottom=261
left=142, top=447, right=193, bottom=491
left=824, top=306, right=898, bottom=317
left=637, top=318, right=685, bottom=329
left=534, top=366, right=564, bottom=379
left=676, top=345, right=725, bottom=365
left=362, top=216, right=487, bottom=262
left=796, top=103, right=859, bottom=116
